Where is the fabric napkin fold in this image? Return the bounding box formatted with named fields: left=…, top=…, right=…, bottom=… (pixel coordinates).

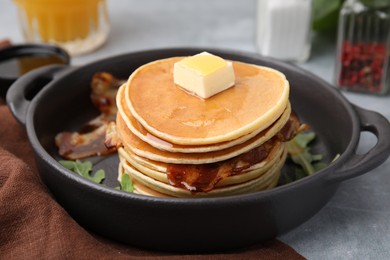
left=0, top=101, right=304, bottom=259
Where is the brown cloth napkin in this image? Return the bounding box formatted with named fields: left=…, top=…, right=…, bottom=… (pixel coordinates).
left=0, top=100, right=304, bottom=259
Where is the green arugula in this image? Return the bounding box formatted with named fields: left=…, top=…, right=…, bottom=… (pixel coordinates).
left=120, top=173, right=134, bottom=193
left=60, top=159, right=134, bottom=192
left=115, top=173, right=134, bottom=192
left=284, top=132, right=327, bottom=183
left=59, top=160, right=105, bottom=184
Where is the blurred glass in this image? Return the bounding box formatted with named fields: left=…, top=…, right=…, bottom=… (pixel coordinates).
left=13, top=0, right=110, bottom=56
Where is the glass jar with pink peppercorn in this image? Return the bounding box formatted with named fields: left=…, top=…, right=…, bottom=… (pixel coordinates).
left=335, top=0, right=390, bottom=95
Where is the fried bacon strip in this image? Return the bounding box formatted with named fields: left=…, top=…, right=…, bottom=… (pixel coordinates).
left=166, top=112, right=306, bottom=193
left=55, top=116, right=116, bottom=160
left=90, top=72, right=125, bottom=116
left=104, top=121, right=122, bottom=150
left=55, top=72, right=125, bottom=160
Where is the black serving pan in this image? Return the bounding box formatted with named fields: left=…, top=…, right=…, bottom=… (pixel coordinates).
left=6, top=48, right=390, bottom=252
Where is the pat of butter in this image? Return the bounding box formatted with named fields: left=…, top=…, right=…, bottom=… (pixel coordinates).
left=173, top=52, right=235, bottom=99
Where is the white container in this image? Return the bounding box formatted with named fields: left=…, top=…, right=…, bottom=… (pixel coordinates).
left=256, top=0, right=312, bottom=62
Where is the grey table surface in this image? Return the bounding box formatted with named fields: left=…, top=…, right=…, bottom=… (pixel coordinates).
left=1, top=0, right=389, bottom=258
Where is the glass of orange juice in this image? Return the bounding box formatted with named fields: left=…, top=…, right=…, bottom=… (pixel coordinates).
left=13, top=0, right=110, bottom=56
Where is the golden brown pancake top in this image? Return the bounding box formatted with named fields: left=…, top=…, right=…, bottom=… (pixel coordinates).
left=125, top=57, right=289, bottom=145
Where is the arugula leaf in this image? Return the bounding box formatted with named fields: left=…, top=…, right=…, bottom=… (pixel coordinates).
left=92, top=169, right=106, bottom=184
left=283, top=132, right=331, bottom=184
left=286, top=132, right=323, bottom=175
left=120, top=173, right=134, bottom=193
left=59, top=160, right=106, bottom=184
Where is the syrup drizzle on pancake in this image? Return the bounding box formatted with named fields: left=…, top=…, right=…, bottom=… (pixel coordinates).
left=166, top=113, right=301, bottom=192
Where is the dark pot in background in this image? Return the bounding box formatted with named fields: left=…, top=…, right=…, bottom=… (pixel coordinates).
left=0, top=44, right=70, bottom=98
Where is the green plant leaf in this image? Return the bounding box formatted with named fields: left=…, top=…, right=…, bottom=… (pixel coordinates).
left=58, top=160, right=77, bottom=170
left=293, top=132, right=316, bottom=148
left=360, top=0, right=390, bottom=8
left=312, top=0, right=343, bottom=32
left=92, top=169, right=106, bottom=183
left=286, top=132, right=326, bottom=179
left=121, top=173, right=134, bottom=193
left=59, top=160, right=105, bottom=184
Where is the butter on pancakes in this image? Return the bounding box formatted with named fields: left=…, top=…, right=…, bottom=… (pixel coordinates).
left=114, top=54, right=302, bottom=197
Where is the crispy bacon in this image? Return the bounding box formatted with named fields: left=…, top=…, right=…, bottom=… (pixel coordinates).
left=55, top=72, right=125, bottom=160
left=104, top=121, right=122, bottom=150
left=55, top=116, right=117, bottom=160
left=275, top=111, right=309, bottom=142
left=90, top=72, right=125, bottom=116
left=166, top=111, right=304, bottom=193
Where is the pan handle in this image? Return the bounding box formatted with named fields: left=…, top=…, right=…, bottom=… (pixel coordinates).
left=6, top=65, right=70, bottom=125
left=326, top=105, right=390, bottom=184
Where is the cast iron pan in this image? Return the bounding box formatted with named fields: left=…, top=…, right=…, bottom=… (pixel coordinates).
left=6, top=48, right=390, bottom=252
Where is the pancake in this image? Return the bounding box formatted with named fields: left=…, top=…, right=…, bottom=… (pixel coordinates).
left=117, top=104, right=291, bottom=164
left=113, top=54, right=302, bottom=197
left=117, top=140, right=285, bottom=188
left=125, top=57, right=289, bottom=145
left=128, top=169, right=281, bottom=198
left=118, top=147, right=287, bottom=198
left=118, top=163, right=171, bottom=197
left=117, top=83, right=292, bottom=153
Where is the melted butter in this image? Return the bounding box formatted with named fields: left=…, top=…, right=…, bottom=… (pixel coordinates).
left=181, top=52, right=227, bottom=75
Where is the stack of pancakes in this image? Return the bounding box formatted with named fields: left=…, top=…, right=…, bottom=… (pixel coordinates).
left=114, top=56, right=301, bottom=197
